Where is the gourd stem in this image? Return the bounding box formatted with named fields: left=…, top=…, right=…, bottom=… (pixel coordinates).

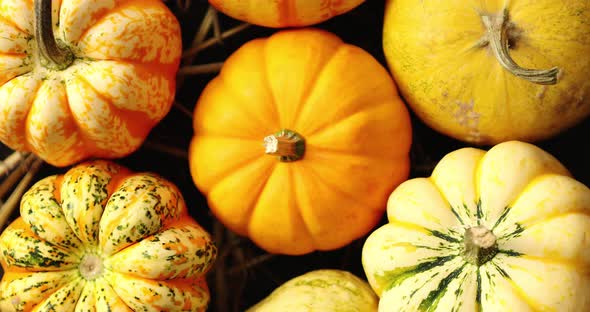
left=263, top=129, right=305, bottom=162
left=481, top=10, right=559, bottom=85
left=35, top=0, right=74, bottom=70
left=463, top=225, right=498, bottom=266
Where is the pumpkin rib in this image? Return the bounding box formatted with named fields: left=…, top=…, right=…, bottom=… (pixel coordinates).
left=0, top=74, right=41, bottom=152
left=426, top=176, right=466, bottom=226
left=68, top=0, right=137, bottom=46
left=287, top=165, right=316, bottom=248
left=74, top=0, right=182, bottom=67
left=61, top=80, right=95, bottom=155
left=238, top=163, right=280, bottom=237
left=196, top=145, right=274, bottom=196
left=301, top=160, right=374, bottom=213
left=304, top=100, right=402, bottom=140
left=488, top=262, right=543, bottom=311
left=0, top=11, right=27, bottom=35
left=213, top=75, right=276, bottom=136
left=513, top=253, right=589, bottom=273
left=69, top=73, right=152, bottom=157
left=259, top=41, right=282, bottom=127
left=287, top=41, right=343, bottom=129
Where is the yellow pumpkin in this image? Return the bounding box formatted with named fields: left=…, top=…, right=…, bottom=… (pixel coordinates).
left=247, top=269, right=378, bottom=311
left=362, top=141, right=590, bottom=311
left=0, top=0, right=182, bottom=167
left=209, top=0, right=365, bottom=28
left=383, top=0, right=590, bottom=144
left=189, top=28, right=412, bottom=255
left=0, top=161, right=217, bottom=311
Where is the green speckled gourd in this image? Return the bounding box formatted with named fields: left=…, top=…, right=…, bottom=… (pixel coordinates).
left=247, top=269, right=378, bottom=312
left=0, top=161, right=217, bottom=312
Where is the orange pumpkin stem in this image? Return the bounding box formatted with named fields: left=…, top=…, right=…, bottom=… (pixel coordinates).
left=463, top=225, right=498, bottom=266
left=35, top=0, right=74, bottom=70
left=263, top=129, right=305, bottom=162
left=480, top=9, right=559, bottom=85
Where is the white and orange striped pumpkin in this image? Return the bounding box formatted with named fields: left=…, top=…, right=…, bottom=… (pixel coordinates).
left=0, top=0, right=182, bottom=166
left=0, top=161, right=217, bottom=311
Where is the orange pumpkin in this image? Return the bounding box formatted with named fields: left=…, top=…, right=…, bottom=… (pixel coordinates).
left=0, top=0, right=182, bottom=167
left=209, top=0, right=365, bottom=28
left=189, top=28, right=412, bottom=255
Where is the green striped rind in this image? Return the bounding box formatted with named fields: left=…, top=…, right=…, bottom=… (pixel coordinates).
left=0, top=270, right=78, bottom=311
left=374, top=255, right=457, bottom=292
left=20, top=176, right=82, bottom=250
left=99, top=174, right=184, bottom=256
left=0, top=220, right=80, bottom=271
left=61, top=162, right=118, bottom=244
left=32, top=278, right=84, bottom=311
left=106, top=223, right=217, bottom=279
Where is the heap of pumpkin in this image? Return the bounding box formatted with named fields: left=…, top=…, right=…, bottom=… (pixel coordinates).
left=0, top=0, right=588, bottom=311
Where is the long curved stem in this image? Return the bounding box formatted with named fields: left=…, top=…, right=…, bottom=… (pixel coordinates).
left=35, top=0, right=73, bottom=70
left=481, top=10, right=559, bottom=85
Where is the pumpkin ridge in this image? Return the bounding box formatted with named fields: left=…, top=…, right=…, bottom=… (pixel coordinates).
left=12, top=74, right=42, bottom=153
left=426, top=176, right=466, bottom=226
left=304, top=100, right=397, bottom=139
left=287, top=165, right=316, bottom=248
left=290, top=42, right=343, bottom=129
left=215, top=74, right=275, bottom=134
left=488, top=261, right=548, bottom=311
left=0, top=11, right=28, bottom=35
left=60, top=79, right=95, bottom=155
left=74, top=71, right=154, bottom=124
left=305, top=146, right=409, bottom=162
left=499, top=253, right=589, bottom=276
left=417, top=262, right=468, bottom=311
left=242, top=163, right=285, bottom=237
left=199, top=149, right=274, bottom=197
left=67, top=0, right=137, bottom=46
left=299, top=159, right=373, bottom=212
left=69, top=73, right=152, bottom=156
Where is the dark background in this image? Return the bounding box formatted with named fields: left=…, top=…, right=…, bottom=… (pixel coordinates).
left=0, top=1, right=588, bottom=311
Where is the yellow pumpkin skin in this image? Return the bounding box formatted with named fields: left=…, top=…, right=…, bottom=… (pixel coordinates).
left=0, top=161, right=217, bottom=312
left=383, top=0, right=590, bottom=144
left=362, top=141, right=590, bottom=311
left=209, top=0, right=365, bottom=28
left=189, top=28, right=412, bottom=255
left=247, top=269, right=378, bottom=312
left=0, top=0, right=182, bottom=167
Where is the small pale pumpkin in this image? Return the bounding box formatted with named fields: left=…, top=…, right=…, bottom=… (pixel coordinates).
left=209, top=0, right=365, bottom=28
left=247, top=269, right=378, bottom=312
left=189, top=28, right=412, bottom=255
left=0, top=161, right=217, bottom=311
left=383, top=0, right=590, bottom=144
left=362, top=141, right=590, bottom=311
left=0, top=0, right=182, bottom=166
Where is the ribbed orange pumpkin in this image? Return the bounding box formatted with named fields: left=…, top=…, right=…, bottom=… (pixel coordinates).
left=209, top=0, right=365, bottom=28
left=189, top=28, right=412, bottom=255
left=0, top=0, right=182, bottom=167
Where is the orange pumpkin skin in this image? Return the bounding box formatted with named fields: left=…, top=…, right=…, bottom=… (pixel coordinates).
left=189, top=28, right=412, bottom=255
left=0, top=0, right=182, bottom=167
left=209, top=0, right=365, bottom=28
